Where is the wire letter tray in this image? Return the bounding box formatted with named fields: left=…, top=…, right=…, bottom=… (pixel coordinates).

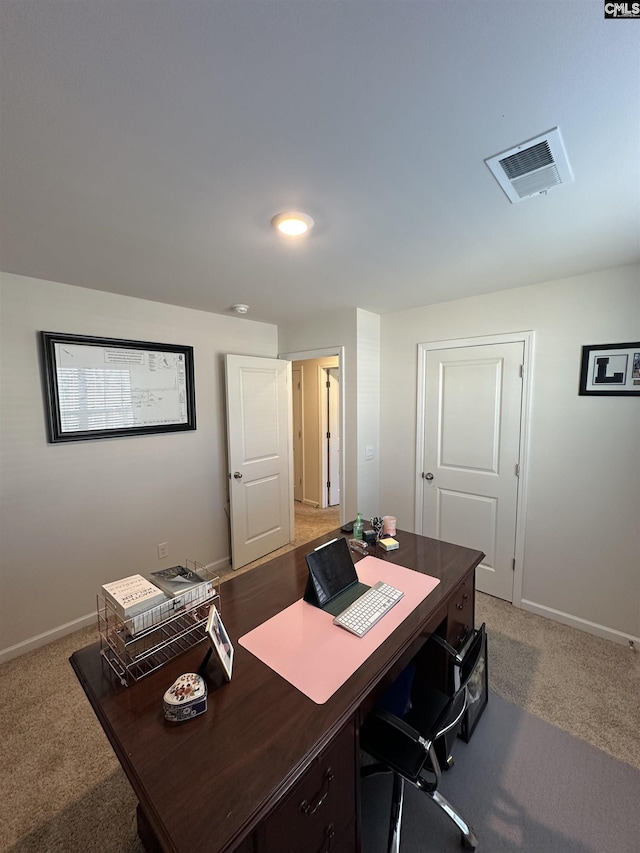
left=97, top=560, right=220, bottom=686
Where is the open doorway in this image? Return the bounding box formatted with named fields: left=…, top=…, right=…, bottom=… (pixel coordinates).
left=291, top=355, right=339, bottom=510
left=294, top=501, right=340, bottom=542
left=216, top=501, right=340, bottom=583
left=280, top=347, right=345, bottom=538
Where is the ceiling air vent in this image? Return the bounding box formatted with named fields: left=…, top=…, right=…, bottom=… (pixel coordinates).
left=485, top=127, right=573, bottom=203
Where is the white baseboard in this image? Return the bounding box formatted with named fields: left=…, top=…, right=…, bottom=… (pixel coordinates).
left=0, top=558, right=234, bottom=665
left=6, top=571, right=634, bottom=666
left=0, top=611, right=97, bottom=665
left=205, top=556, right=232, bottom=574
left=520, top=598, right=640, bottom=648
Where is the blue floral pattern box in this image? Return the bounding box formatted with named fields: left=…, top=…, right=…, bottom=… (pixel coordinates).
left=163, top=673, right=207, bottom=722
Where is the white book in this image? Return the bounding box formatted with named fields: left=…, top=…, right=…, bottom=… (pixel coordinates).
left=101, top=574, right=168, bottom=619
left=125, top=596, right=188, bottom=638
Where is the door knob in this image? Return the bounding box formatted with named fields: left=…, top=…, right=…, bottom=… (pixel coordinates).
left=233, top=471, right=243, bottom=479
left=424, top=472, right=434, bottom=481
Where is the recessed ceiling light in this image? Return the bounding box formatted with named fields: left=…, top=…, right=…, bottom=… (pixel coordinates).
left=232, top=304, right=249, bottom=314
left=271, top=211, right=314, bottom=237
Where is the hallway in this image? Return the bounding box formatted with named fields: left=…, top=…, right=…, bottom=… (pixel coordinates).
left=218, top=502, right=340, bottom=583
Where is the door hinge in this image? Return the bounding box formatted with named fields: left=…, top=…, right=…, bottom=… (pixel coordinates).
left=326, top=380, right=331, bottom=388
left=326, top=431, right=331, bottom=439
left=512, top=558, right=516, bottom=571
left=515, top=463, right=520, bottom=477
left=519, top=364, right=524, bottom=378
left=327, top=481, right=331, bottom=489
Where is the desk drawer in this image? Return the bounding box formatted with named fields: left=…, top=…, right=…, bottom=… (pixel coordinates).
left=263, top=719, right=356, bottom=853
left=446, top=576, right=474, bottom=650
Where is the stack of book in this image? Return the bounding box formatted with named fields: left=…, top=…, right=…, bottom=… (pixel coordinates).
left=101, top=566, right=216, bottom=636
left=101, top=574, right=170, bottom=635
left=148, top=565, right=216, bottom=606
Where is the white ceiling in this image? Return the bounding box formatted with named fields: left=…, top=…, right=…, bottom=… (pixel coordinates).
left=1, top=1, right=639, bottom=326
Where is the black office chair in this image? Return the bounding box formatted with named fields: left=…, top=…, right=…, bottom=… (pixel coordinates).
left=360, top=624, right=487, bottom=852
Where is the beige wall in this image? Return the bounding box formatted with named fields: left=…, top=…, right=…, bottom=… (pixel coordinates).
left=0, top=272, right=278, bottom=660
left=380, top=264, right=640, bottom=644
left=356, top=309, right=381, bottom=519
left=3, top=264, right=637, bottom=658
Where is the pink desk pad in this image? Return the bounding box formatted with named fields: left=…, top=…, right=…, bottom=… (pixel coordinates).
left=238, top=556, right=440, bottom=704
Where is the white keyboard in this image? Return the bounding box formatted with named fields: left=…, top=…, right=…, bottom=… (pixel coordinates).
left=333, top=581, right=404, bottom=637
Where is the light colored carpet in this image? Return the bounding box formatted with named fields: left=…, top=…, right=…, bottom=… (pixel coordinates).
left=476, top=592, right=640, bottom=770
left=362, top=693, right=640, bottom=853
left=0, top=503, right=341, bottom=852
left=217, top=502, right=341, bottom=581
left=2, top=514, right=639, bottom=850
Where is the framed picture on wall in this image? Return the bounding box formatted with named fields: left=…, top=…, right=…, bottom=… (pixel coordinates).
left=579, top=342, right=640, bottom=396
left=40, top=331, right=196, bottom=442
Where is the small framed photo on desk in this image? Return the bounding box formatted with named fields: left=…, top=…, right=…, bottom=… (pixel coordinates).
left=206, top=606, right=234, bottom=681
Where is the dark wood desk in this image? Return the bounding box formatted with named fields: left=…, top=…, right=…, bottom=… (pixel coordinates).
left=71, top=530, right=483, bottom=853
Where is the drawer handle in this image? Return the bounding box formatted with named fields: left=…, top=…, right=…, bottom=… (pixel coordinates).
left=300, top=768, right=334, bottom=816
left=316, top=823, right=335, bottom=852
left=457, top=626, right=470, bottom=647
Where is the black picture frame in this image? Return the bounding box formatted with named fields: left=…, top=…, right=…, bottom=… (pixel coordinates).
left=579, top=342, right=640, bottom=396
left=40, top=331, right=196, bottom=443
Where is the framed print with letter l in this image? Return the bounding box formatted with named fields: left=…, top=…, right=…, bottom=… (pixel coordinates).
left=579, top=342, right=640, bottom=396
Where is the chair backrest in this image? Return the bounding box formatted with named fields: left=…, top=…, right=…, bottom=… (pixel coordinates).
left=362, top=708, right=433, bottom=780
left=457, top=623, right=486, bottom=689
left=360, top=624, right=487, bottom=783
left=426, top=623, right=486, bottom=744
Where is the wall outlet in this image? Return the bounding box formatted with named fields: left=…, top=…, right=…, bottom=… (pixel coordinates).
left=157, top=542, right=169, bottom=560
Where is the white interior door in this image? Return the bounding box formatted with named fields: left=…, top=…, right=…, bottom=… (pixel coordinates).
left=292, top=367, right=303, bottom=503
left=327, top=367, right=340, bottom=506
left=225, top=354, right=293, bottom=570
left=420, top=342, right=524, bottom=601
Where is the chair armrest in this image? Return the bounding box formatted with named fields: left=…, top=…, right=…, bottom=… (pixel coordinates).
left=360, top=708, right=430, bottom=782
left=428, top=632, right=463, bottom=664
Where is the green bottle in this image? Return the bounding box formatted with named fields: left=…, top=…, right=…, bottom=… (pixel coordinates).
left=353, top=512, right=363, bottom=541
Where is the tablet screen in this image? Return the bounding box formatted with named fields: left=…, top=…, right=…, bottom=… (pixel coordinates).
left=305, top=537, right=358, bottom=605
